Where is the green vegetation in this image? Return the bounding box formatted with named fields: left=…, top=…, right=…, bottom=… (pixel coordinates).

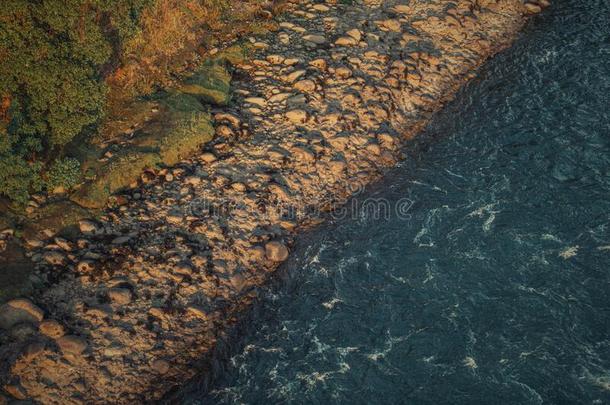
left=0, top=0, right=153, bottom=206
left=0, top=0, right=277, bottom=211
left=44, top=157, right=82, bottom=191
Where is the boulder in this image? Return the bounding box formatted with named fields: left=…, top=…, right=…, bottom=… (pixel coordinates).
left=56, top=335, right=87, bottom=355
left=0, top=299, right=44, bottom=330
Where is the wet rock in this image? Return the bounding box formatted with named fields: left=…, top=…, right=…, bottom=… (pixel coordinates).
left=56, top=335, right=87, bottom=355
left=39, top=320, right=66, bottom=339
left=265, top=241, right=289, bottom=262
left=0, top=299, right=44, bottom=329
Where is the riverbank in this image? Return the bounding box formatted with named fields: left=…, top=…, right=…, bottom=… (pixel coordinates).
left=0, top=0, right=544, bottom=403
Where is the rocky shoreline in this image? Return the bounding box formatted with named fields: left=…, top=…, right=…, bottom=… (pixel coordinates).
left=0, top=0, right=546, bottom=403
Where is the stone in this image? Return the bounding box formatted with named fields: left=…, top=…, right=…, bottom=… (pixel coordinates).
left=10, top=323, right=37, bottom=341
left=111, top=236, right=131, bottom=245
left=174, top=263, right=193, bottom=277
left=231, top=182, right=247, bottom=192
left=309, top=58, right=327, bottom=71
left=42, top=251, right=65, bottom=265
left=283, top=58, right=300, bottom=66
left=283, top=70, right=306, bottom=83
left=249, top=246, right=267, bottom=263
left=185, top=176, right=202, bottom=186
left=3, top=384, right=26, bottom=400
left=303, top=34, right=326, bottom=45
left=186, top=305, right=209, bottom=320
left=244, top=97, right=267, bottom=107
left=54, top=237, right=72, bottom=251
left=76, top=260, right=95, bottom=273
left=108, top=288, right=132, bottom=305
left=152, top=359, right=170, bottom=374
left=286, top=109, right=308, bottom=124
left=329, top=160, right=347, bottom=176
left=524, top=2, right=542, bottom=13
left=215, top=124, right=234, bottom=137
left=294, top=80, right=316, bottom=93
left=266, top=54, right=284, bottom=64
left=335, top=36, right=358, bottom=46
left=0, top=299, right=44, bottom=329
left=214, top=113, right=240, bottom=128
left=265, top=241, right=289, bottom=262
left=201, top=152, right=217, bottom=163
left=347, top=29, right=363, bottom=42
left=39, top=320, right=66, bottom=339
left=335, top=67, right=352, bottom=79
left=21, top=342, right=46, bottom=361
left=56, top=335, right=87, bottom=355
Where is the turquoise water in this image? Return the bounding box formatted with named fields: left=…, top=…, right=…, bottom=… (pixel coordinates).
left=179, top=1, right=610, bottom=403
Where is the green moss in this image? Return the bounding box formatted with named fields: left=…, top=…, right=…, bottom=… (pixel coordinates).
left=159, top=110, right=214, bottom=165
left=25, top=200, right=93, bottom=239
left=178, top=61, right=232, bottom=106
left=44, top=157, right=82, bottom=191
left=214, top=42, right=253, bottom=65
left=71, top=149, right=161, bottom=209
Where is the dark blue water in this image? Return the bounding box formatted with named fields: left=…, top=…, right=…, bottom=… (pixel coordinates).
left=180, top=1, right=610, bottom=403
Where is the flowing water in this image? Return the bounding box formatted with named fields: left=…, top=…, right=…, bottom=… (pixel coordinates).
left=179, top=0, right=610, bottom=403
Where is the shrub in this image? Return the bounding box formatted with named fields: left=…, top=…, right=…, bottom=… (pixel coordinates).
left=0, top=0, right=149, bottom=205
left=44, top=157, right=82, bottom=191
